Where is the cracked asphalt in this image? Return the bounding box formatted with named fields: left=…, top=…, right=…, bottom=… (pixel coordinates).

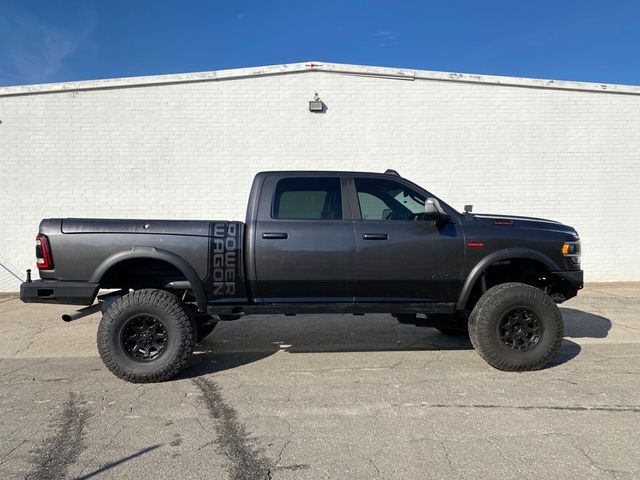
left=1, top=283, right=639, bottom=480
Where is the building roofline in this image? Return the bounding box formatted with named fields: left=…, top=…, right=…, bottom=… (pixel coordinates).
left=1, top=61, right=640, bottom=97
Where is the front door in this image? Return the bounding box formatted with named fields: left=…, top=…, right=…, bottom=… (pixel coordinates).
left=254, top=176, right=356, bottom=302
left=351, top=177, right=464, bottom=303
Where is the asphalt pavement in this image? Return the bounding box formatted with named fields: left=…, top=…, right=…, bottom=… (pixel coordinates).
left=0, top=283, right=639, bottom=479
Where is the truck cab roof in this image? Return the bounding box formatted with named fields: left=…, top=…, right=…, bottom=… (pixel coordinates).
left=255, top=170, right=403, bottom=178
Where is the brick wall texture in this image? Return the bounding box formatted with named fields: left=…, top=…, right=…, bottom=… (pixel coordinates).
left=1, top=66, right=639, bottom=290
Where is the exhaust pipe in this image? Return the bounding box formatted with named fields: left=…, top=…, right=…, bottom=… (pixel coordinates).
left=62, top=303, right=101, bottom=322
left=61, top=291, right=125, bottom=322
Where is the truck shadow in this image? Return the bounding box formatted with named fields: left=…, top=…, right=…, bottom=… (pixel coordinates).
left=560, top=307, right=612, bottom=339
left=179, top=307, right=608, bottom=378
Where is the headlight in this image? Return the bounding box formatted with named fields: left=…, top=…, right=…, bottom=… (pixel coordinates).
left=562, top=241, right=581, bottom=264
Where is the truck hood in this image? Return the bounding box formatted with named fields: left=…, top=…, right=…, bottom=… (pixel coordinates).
left=474, top=214, right=579, bottom=236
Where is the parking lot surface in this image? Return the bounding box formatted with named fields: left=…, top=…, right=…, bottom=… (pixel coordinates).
left=1, top=283, right=639, bottom=480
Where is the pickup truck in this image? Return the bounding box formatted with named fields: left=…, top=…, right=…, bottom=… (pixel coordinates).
left=21, top=170, right=583, bottom=382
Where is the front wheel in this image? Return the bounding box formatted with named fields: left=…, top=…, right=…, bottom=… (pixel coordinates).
left=97, top=289, right=195, bottom=383
left=468, top=283, right=563, bottom=371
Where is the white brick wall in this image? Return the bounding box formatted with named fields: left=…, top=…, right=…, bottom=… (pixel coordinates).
left=1, top=62, right=639, bottom=291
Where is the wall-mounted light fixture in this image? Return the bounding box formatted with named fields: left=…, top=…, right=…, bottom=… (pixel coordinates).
left=309, top=92, right=324, bottom=112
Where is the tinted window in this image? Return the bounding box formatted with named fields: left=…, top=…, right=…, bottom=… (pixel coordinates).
left=273, top=177, right=342, bottom=220
left=355, top=178, right=425, bottom=220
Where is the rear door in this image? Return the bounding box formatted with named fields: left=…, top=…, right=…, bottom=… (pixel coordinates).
left=253, top=175, right=356, bottom=302
left=350, top=176, right=464, bottom=303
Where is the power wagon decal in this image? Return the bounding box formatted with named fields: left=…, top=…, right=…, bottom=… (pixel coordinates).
left=206, top=222, right=247, bottom=303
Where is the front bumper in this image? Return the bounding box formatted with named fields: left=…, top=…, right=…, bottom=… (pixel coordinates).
left=551, top=269, right=584, bottom=301
left=552, top=269, right=584, bottom=288
left=20, top=280, right=99, bottom=306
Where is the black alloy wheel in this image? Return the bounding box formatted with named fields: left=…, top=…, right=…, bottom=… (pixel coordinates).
left=121, top=315, right=168, bottom=361
left=498, top=307, right=543, bottom=352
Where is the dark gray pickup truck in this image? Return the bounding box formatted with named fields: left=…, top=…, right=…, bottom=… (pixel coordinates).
left=21, top=170, right=583, bottom=382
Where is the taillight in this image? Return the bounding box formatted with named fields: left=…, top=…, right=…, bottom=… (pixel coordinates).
left=35, top=234, right=53, bottom=270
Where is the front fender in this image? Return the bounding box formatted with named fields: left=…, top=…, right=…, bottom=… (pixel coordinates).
left=89, top=247, right=208, bottom=311
left=456, top=248, right=560, bottom=310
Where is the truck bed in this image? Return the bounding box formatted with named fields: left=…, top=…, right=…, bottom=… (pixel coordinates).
left=24, top=218, right=248, bottom=309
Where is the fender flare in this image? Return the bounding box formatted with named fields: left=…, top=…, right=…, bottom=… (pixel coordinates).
left=89, top=247, right=208, bottom=311
left=456, top=248, right=560, bottom=310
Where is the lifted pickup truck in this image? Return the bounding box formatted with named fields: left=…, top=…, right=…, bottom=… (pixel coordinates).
left=21, top=170, right=582, bottom=382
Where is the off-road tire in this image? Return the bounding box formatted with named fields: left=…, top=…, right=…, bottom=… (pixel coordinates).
left=468, top=282, right=563, bottom=371
left=97, top=289, right=195, bottom=383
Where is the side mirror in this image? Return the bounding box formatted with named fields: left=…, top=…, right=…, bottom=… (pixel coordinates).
left=424, top=197, right=449, bottom=224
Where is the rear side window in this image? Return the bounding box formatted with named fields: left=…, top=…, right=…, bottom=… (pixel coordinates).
left=273, top=177, right=342, bottom=220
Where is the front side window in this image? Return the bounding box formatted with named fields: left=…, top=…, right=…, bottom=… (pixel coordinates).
left=273, top=177, right=342, bottom=220
left=355, top=178, right=425, bottom=221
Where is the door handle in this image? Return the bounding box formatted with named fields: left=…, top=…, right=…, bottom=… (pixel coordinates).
left=262, top=232, right=288, bottom=239
left=362, top=233, right=388, bottom=240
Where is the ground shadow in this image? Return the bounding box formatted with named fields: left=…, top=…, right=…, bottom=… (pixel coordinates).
left=560, top=307, right=612, bottom=339
left=177, top=314, right=473, bottom=379
left=178, top=309, right=597, bottom=378
left=547, top=339, right=581, bottom=368
left=181, top=350, right=277, bottom=379
left=73, top=444, right=161, bottom=480
left=544, top=307, right=613, bottom=369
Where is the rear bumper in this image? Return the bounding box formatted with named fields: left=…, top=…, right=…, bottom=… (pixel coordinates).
left=20, top=280, right=99, bottom=306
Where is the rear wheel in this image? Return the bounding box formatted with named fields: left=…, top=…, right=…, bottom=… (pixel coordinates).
left=97, top=289, right=195, bottom=383
left=468, top=282, right=563, bottom=371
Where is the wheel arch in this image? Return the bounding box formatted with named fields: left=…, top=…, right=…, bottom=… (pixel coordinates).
left=456, top=248, right=560, bottom=310
left=89, top=248, right=208, bottom=311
